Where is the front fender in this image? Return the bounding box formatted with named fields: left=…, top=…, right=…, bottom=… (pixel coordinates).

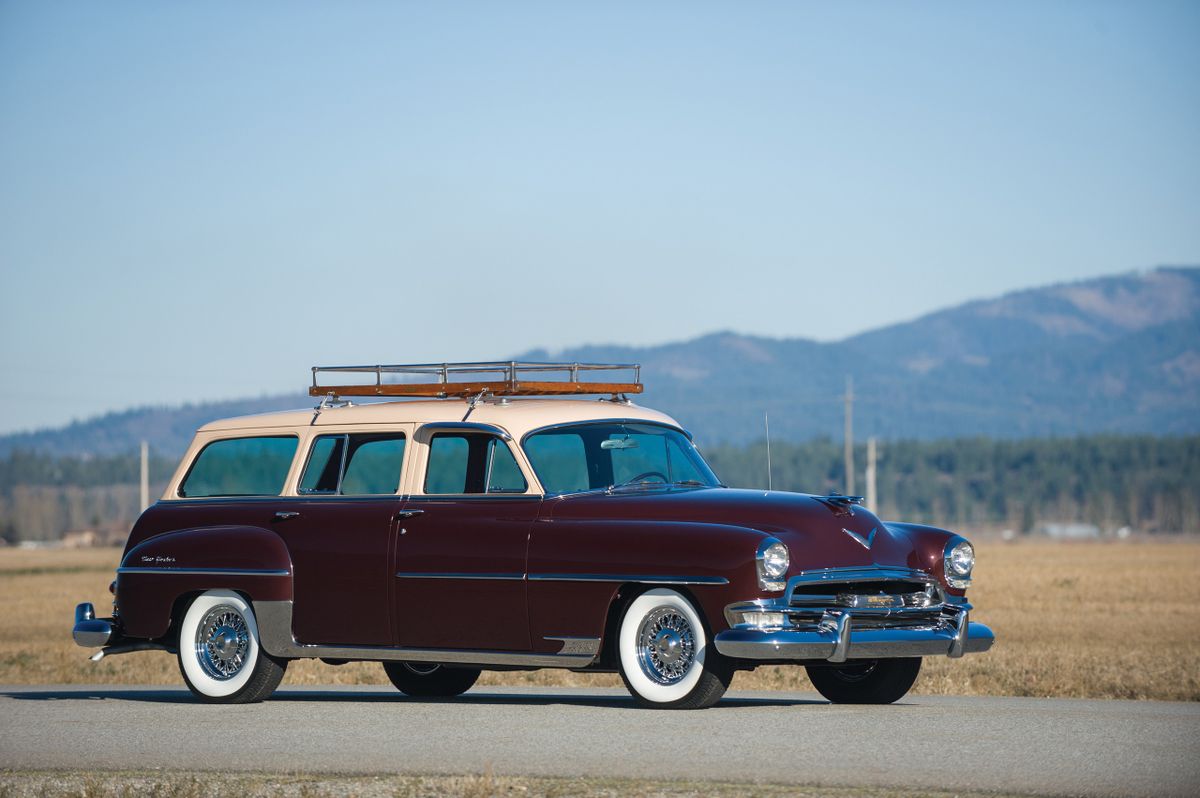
left=118, top=525, right=293, bottom=639
left=527, top=518, right=770, bottom=650
left=885, top=521, right=969, bottom=597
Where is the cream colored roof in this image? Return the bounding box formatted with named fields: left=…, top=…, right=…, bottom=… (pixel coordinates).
left=197, top=398, right=682, bottom=440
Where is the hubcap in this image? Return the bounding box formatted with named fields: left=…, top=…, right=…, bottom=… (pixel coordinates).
left=636, top=606, right=696, bottom=685
left=402, top=663, right=441, bottom=676
left=195, top=605, right=250, bottom=680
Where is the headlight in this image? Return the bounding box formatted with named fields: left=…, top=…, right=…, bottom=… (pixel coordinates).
left=944, top=539, right=974, bottom=589
left=757, top=539, right=789, bottom=591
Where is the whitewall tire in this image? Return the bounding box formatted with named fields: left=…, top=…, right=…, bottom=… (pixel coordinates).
left=177, top=589, right=287, bottom=703
left=617, top=588, right=731, bottom=709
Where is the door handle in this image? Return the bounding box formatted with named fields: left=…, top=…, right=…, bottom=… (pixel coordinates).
left=393, top=509, right=424, bottom=520
left=273, top=511, right=300, bottom=521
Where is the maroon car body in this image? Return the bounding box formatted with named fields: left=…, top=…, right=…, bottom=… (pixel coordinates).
left=73, top=363, right=993, bottom=708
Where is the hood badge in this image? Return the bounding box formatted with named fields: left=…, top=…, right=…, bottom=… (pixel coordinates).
left=843, top=527, right=877, bottom=549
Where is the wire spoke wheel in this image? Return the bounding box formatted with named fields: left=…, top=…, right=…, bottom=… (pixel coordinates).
left=194, top=604, right=250, bottom=680
left=636, top=606, right=697, bottom=685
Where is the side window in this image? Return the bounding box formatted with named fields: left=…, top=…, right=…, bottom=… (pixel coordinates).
left=299, top=434, right=406, bottom=495
left=522, top=432, right=590, bottom=493
left=180, top=436, right=298, bottom=498
left=342, top=436, right=406, bottom=495
left=425, top=433, right=527, bottom=495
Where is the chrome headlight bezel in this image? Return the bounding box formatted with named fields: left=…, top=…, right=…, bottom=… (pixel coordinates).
left=943, top=538, right=975, bottom=589
left=757, top=538, right=789, bottom=592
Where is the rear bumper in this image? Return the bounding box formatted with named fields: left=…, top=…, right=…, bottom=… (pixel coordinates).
left=72, top=603, right=116, bottom=647
left=714, top=617, right=995, bottom=662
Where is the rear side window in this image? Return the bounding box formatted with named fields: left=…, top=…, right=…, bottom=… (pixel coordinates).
left=424, top=433, right=527, bottom=495
left=179, top=436, right=298, bottom=498
left=299, top=433, right=407, bottom=495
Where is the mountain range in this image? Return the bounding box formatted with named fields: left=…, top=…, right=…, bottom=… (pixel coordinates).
left=4, top=266, right=1197, bottom=458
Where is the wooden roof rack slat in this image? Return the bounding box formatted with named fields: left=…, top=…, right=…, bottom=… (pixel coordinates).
left=309, top=361, right=643, bottom=399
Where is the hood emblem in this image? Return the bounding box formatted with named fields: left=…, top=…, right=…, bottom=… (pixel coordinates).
left=843, top=527, right=877, bottom=549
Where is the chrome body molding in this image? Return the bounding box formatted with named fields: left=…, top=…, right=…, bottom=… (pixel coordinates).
left=253, top=600, right=600, bottom=668
left=116, top=567, right=291, bottom=577
left=526, top=573, right=728, bottom=585
left=543, top=636, right=603, bottom=656
left=394, top=572, right=525, bottom=581
left=714, top=618, right=995, bottom=661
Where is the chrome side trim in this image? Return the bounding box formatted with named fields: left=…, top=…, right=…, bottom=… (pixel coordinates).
left=253, top=600, right=598, bottom=668
left=116, top=567, right=290, bottom=577
left=543, top=636, right=602, bottom=657
left=527, top=573, right=729, bottom=585
left=394, top=572, right=525, bottom=581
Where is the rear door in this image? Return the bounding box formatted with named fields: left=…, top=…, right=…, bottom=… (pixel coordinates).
left=271, top=430, right=409, bottom=646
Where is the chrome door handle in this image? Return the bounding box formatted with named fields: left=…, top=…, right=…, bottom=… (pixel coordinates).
left=273, top=511, right=300, bottom=521
left=394, top=509, right=424, bottom=520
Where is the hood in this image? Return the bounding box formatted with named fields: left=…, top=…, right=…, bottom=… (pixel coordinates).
left=544, top=486, right=923, bottom=573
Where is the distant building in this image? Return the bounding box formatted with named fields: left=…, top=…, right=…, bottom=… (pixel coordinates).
left=1038, top=522, right=1101, bottom=539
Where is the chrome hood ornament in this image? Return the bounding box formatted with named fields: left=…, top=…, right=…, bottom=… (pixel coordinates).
left=842, top=527, right=877, bottom=549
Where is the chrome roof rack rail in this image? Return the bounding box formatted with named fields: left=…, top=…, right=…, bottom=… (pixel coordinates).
left=309, top=361, right=642, bottom=399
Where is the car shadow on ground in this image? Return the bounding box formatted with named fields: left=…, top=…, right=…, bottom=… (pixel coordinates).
left=0, top=688, right=826, bottom=709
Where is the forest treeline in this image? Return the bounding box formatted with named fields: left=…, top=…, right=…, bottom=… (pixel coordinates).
left=704, top=435, right=1199, bottom=534
left=1, top=435, right=1197, bottom=543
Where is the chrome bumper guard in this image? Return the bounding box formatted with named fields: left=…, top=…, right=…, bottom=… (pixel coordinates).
left=72, top=602, right=169, bottom=661
left=72, top=603, right=115, bottom=648
left=713, top=566, right=995, bottom=663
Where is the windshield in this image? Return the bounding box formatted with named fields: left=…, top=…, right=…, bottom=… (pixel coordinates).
left=523, top=422, right=721, bottom=495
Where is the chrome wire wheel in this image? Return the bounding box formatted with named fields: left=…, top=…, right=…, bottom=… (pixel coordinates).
left=636, top=606, right=696, bottom=685
left=194, top=604, right=250, bottom=681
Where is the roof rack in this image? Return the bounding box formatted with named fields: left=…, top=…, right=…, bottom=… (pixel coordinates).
left=309, top=361, right=643, bottom=399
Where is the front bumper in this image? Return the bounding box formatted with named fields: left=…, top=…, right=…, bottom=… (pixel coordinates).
left=715, top=617, right=995, bottom=662
left=713, top=565, right=996, bottom=663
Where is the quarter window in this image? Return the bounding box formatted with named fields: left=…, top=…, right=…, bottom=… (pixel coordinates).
left=424, top=433, right=527, bottom=495
left=179, top=436, right=298, bottom=498
left=298, top=434, right=407, bottom=495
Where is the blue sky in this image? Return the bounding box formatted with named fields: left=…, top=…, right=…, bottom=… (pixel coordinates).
left=1, top=1, right=1197, bottom=434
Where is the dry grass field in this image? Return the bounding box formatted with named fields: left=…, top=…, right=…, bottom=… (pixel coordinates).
left=2, top=540, right=1196, bottom=701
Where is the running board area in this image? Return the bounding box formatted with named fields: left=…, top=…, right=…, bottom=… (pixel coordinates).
left=252, top=600, right=600, bottom=668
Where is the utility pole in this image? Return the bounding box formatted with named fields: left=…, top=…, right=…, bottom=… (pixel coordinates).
left=843, top=375, right=854, bottom=496
left=866, top=436, right=877, bottom=510
left=139, top=440, right=150, bottom=512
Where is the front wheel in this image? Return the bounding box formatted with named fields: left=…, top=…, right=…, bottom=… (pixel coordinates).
left=177, top=590, right=287, bottom=704
left=382, top=662, right=481, bottom=697
left=617, top=588, right=732, bottom=709
left=806, top=657, right=922, bottom=704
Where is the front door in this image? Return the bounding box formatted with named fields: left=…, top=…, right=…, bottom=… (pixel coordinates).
left=392, top=429, right=536, bottom=651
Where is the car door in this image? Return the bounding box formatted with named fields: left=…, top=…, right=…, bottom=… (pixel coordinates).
left=271, top=430, right=409, bottom=646
left=391, top=424, right=536, bottom=651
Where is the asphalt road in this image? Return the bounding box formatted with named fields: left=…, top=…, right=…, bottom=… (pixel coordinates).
left=2, top=685, right=1198, bottom=796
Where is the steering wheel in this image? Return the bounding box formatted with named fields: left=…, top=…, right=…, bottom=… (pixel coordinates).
left=625, top=471, right=668, bottom=484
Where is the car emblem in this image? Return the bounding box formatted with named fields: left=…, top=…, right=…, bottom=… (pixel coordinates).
left=843, top=527, right=877, bottom=549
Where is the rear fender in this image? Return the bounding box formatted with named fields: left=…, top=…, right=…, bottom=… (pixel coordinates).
left=118, top=525, right=293, bottom=639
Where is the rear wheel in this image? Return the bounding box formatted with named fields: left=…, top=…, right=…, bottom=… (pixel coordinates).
left=806, top=657, right=921, bottom=704
left=382, top=662, right=481, bottom=697
left=177, top=590, right=287, bottom=704
left=617, top=588, right=732, bottom=709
